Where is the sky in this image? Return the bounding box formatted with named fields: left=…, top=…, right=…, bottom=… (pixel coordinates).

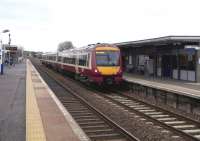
left=0, top=0, right=200, bottom=52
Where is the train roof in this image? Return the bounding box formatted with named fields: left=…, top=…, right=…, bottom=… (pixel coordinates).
left=42, top=43, right=119, bottom=57
left=42, top=52, right=57, bottom=56
left=115, top=36, right=200, bottom=47
left=60, top=43, right=117, bottom=52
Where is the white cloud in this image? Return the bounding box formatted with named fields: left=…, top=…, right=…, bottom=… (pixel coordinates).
left=1, top=0, right=200, bottom=52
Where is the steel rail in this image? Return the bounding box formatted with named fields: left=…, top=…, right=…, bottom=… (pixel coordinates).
left=98, top=89, right=200, bottom=141
left=31, top=58, right=140, bottom=141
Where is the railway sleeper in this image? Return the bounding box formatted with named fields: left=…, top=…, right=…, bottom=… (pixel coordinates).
left=78, top=121, right=105, bottom=126
left=71, top=112, right=94, bottom=116
left=73, top=115, right=97, bottom=119
left=67, top=108, right=89, bottom=111
left=81, top=125, right=110, bottom=130
left=61, top=100, right=80, bottom=103
left=85, top=128, right=114, bottom=134
left=89, top=133, right=123, bottom=141
left=173, top=125, right=196, bottom=129
left=63, top=105, right=86, bottom=108
left=76, top=118, right=102, bottom=123
left=85, top=129, right=117, bottom=136
left=68, top=110, right=91, bottom=113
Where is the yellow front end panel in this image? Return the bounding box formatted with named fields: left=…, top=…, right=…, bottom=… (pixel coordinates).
left=95, top=47, right=119, bottom=51
left=97, top=67, right=120, bottom=75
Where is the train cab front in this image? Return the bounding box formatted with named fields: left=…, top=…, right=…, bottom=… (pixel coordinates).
left=91, top=46, right=123, bottom=85
left=96, top=67, right=123, bottom=85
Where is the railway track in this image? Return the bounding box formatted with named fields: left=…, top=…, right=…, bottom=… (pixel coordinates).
left=70, top=71, right=200, bottom=141
left=32, top=58, right=200, bottom=140
left=93, top=88, right=200, bottom=141
left=31, top=59, right=139, bottom=141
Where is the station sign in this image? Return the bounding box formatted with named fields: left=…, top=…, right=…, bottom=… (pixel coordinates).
left=5, top=46, right=17, bottom=51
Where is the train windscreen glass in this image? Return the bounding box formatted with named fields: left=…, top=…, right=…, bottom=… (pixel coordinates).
left=96, top=51, right=119, bottom=66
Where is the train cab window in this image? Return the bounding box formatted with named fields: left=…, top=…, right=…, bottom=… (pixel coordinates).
left=96, top=51, right=120, bottom=66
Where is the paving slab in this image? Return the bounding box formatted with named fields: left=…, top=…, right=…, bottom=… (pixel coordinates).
left=0, top=62, right=26, bottom=141
left=27, top=60, right=90, bottom=141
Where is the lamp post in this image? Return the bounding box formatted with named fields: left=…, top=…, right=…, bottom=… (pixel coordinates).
left=0, top=29, right=10, bottom=75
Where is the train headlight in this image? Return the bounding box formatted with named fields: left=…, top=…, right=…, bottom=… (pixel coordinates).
left=93, top=68, right=101, bottom=76
left=117, top=69, right=123, bottom=76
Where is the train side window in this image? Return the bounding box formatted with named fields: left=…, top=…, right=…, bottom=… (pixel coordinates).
left=79, top=55, right=83, bottom=66
left=72, top=56, right=75, bottom=64
left=67, top=57, right=69, bottom=64
left=79, top=55, right=87, bottom=66
left=58, top=56, right=61, bottom=62
left=83, top=55, right=87, bottom=66
left=64, top=57, right=68, bottom=63
left=68, top=57, right=70, bottom=64
left=53, top=56, right=55, bottom=61
left=78, top=55, right=82, bottom=65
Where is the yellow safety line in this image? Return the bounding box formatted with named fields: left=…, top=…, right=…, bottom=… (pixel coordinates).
left=26, top=60, right=46, bottom=141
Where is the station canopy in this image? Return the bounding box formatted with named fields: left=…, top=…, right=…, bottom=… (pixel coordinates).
left=115, top=36, right=200, bottom=48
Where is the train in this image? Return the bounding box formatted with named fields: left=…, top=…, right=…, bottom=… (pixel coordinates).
left=40, top=43, right=123, bottom=85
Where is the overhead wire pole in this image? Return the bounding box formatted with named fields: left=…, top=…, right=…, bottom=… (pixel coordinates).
left=8, top=33, right=11, bottom=67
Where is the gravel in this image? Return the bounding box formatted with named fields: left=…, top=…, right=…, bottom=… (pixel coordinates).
left=41, top=67, right=187, bottom=141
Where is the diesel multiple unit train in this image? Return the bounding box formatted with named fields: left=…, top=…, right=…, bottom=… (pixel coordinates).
left=40, top=43, right=123, bottom=85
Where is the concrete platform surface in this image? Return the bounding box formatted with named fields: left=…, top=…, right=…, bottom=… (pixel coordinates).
left=0, top=63, right=26, bottom=141
left=124, top=73, right=200, bottom=99
left=26, top=60, right=89, bottom=141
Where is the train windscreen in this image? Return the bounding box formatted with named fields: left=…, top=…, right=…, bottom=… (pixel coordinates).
left=96, top=51, right=120, bottom=66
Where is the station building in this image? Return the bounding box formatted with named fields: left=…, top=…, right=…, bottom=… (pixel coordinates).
left=115, top=36, right=200, bottom=82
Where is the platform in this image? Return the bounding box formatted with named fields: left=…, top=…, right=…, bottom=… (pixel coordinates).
left=0, top=62, right=26, bottom=141
left=123, top=73, right=200, bottom=99
left=26, top=60, right=89, bottom=141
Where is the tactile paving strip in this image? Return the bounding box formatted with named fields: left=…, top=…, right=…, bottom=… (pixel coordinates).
left=26, top=60, right=46, bottom=141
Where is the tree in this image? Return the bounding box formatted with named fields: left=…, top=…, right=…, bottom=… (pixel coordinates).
left=57, top=41, right=74, bottom=52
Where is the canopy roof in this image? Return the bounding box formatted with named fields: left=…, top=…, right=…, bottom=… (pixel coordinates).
left=115, top=36, right=200, bottom=47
